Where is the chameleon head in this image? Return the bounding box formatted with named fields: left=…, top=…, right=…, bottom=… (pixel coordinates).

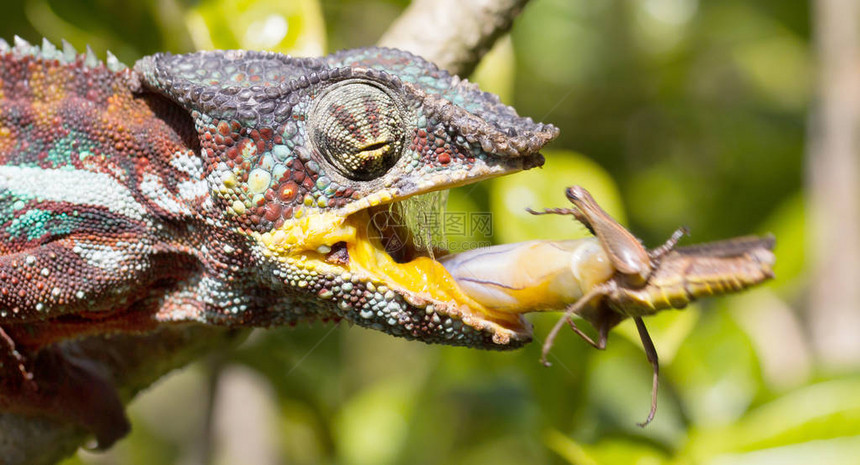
left=135, top=48, right=559, bottom=349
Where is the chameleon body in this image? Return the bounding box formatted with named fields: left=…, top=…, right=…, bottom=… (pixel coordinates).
left=0, top=37, right=558, bottom=446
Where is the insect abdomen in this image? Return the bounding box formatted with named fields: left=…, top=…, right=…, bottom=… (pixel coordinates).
left=610, top=240, right=776, bottom=316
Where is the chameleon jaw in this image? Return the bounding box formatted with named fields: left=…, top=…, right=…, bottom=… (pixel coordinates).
left=343, top=209, right=533, bottom=343
left=254, top=195, right=534, bottom=347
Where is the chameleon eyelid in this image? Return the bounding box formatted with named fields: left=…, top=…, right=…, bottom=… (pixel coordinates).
left=310, top=80, right=407, bottom=181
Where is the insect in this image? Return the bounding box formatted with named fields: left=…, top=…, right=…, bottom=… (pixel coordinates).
left=528, top=186, right=776, bottom=426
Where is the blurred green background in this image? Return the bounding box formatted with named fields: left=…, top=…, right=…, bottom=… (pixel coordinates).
left=4, top=0, right=845, bottom=463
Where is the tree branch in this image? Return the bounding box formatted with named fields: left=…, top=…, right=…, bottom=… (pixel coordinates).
left=378, top=0, right=531, bottom=76
left=0, top=327, right=244, bottom=465
left=807, top=0, right=860, bottom=369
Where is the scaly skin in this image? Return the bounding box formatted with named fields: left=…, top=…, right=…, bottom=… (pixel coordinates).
left=0, top=38, right=558, bottom=446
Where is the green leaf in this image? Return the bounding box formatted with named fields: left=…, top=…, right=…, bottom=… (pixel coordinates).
left=756, top=192, right=805, bottom=299
left=683, top=377, right=860, bottom=461
left=185, top=0, right=325, bottom=54
left=671, top=310, right=762, bottom=428
left=334, top=377, right=419, bottom=465
left=545, top=429, right=601, bottom=465
left=584, top=337, right=686, bottom=445
left=545, top=429, right=669, bottom=465
left=694, top=435, right=860, bottom=465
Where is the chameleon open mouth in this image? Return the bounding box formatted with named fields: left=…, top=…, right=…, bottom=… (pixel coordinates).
left=253, top=177, right=537, bottom=346
left=344, top=201, right=532, bottom=339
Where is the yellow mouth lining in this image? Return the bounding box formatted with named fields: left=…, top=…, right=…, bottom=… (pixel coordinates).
left=254, top=208, right=527, bottom=332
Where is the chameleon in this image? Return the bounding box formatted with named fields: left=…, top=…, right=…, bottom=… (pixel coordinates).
left=0, top=36, right=559, bottom=447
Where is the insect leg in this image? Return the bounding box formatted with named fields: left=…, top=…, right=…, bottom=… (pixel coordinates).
left=649, top=226, right=690, bottom=261
left=634, top=317, right=659, bottom=427
left=565, top=318, right=606, bottom=350
left=540, top=285, right=608, bottom=366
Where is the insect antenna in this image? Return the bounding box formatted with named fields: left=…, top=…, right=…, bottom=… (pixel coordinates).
left=525, top=206, right=579, bottom=216
left=526, top=207, right=595, bottom=236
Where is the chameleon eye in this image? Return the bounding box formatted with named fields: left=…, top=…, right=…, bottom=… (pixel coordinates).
left=311, top=82, right=405, bottom=181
